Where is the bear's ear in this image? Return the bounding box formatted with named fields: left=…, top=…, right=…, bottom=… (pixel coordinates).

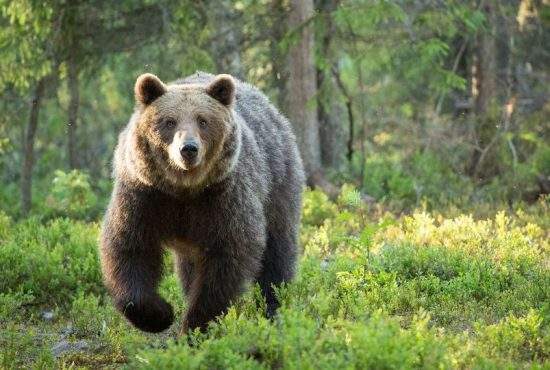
left=135, top=73, right=167, bottom=105
left=206, top=74, right=235, bottom=107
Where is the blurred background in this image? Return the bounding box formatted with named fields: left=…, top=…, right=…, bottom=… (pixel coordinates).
left=0, top=0, right=549, bottom=219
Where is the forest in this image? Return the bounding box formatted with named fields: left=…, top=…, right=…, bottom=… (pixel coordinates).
left=0, top=0, right=549, bottom=368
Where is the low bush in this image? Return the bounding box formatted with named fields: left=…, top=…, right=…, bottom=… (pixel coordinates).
left=0, top=187, right=548, bottom=368
left=0, top=214, right=102, bottom=310
left=45, top=170, right=99, bottom=220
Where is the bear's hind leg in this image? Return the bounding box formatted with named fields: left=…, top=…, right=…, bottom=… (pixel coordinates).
left=175, top=254, right=195, bottom=297
left=182, top=250, right=261, bottom=333
left=257, top=231, right=298, bottom=318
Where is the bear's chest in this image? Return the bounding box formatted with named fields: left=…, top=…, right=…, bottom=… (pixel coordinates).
left=155, top=191, right=231, bottom=241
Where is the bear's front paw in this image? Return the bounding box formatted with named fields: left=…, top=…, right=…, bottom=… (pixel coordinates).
left=117, top=295, right=174, bottom=333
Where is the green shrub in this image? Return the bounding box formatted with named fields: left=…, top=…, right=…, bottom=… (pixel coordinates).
left=0, top=291, right=34, bottom=322
left=302, top=189, right=338, bottom=226
left=533, top=144, right=550, bottom=175
left=336, top=183, right=362, bottom=209
left=0, top=216, right=102, bottom=308
left=70, top=292, right=110, bottom=337
left=0, top=211, right=11, bottom=241
left=0, top=188, right=548, bottom=368
left=45, top=169, right=98, bottom=220
left=362, top=151, right=474, bottom=207
left=474, top=310, right=549, bottom=362
left=363, top=154, right=416, bottom=204
left=408, top=151, right=471, bottom=204
left=0, top=182, right=20, bottom=217
left=0, top=324, right=55, bottom=369
left=130, top=310, right=454, bottom=369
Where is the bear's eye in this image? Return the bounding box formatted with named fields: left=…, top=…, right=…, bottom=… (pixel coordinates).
left=164, top=119, right=176, bottom=128
left=198, top=117, right=208, bottom=128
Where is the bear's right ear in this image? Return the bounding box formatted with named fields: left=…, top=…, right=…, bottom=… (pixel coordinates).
left=135, top=73, right=167, bottom=105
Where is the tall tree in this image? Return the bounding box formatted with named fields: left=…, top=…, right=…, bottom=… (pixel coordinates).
left=2, top=0, right=172, bottom=212
left=468, top=1, right=499, bottom=179
left=20, top=79, right=46, bottom=214
left=56, top=1, right=168, bottom=169
left=67, top=57, right=80, bottom=168
left=316, top=0, right=346, bottom=170
left=286, top=0, right=322, bottom=185
left=206, top=0, right=244, bottom=78
left=0, top=0, right=57, bottom=215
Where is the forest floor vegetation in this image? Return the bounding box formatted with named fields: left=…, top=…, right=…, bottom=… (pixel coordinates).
left=1, top=187, right=549, bottom=368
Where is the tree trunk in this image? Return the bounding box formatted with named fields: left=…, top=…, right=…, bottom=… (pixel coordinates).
left=331, top=65, right=354, bottom=164
left=67, top=58, right=80, bottom=169
left=473, top=6, right=497, bottom=116
left=316, top=0, right=346, bottom=170
left=286, top=0, right=323, bottom=185
left=21, top=78, right=46, bottom=216
left=318, top=70, right=346, bottom=169
left=270, top=0, right=288, bottom=109
left=209, top=0, right=244, bottom=79
left=468, top=1, right=497, bottom=179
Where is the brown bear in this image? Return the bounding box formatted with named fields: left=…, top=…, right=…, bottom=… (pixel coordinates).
left=99, top=72, right=304, bottom=333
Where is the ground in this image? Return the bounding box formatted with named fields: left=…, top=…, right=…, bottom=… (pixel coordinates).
left=0, top=187, right=549, bottom=369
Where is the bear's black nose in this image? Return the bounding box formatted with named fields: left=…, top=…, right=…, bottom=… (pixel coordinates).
left=180, top=142, right=198, bottom=161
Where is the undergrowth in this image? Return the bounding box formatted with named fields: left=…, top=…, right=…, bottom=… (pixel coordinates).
left=0, top=188, right=548, bottom=368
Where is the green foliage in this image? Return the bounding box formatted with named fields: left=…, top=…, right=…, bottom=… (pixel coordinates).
left=131, top=311, right=455, bottom=369
left=534, top=145, right=550, bottom=175
left=0, top=0, right=547, bottom=218
left=45, top=169, right=98, bottom=220
left=362, top=151, right=471, bottom=207
left=70, top=292, right=108, bottom=337
left=0, top=214, right=102, bottom=309
left=128, top=188, right=548, bottom=369
left=4, top=188, right=547, bottom=367
left=475, top=310, right=549, bottom=363
left=0, top=0, right=54, bottom=90
left=302, top=189, right=339, bottom=226
left=0, top=324, right=55, bottom=369
left=0, top=291, right=34, bottom=322
left=330, top=0, right=481, bottom=111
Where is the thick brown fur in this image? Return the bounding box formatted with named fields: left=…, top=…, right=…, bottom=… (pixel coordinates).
left=100, top=72, right=304, bottom=334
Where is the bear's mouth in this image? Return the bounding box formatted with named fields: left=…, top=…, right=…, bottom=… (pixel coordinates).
left=168, top=159, right=201, bottom=175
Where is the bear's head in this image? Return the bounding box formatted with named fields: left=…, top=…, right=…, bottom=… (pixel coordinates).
left=130, top=73, right=240, bottom=191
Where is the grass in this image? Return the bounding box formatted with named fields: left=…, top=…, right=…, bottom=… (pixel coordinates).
left=0, top=188, right=549, bottom=369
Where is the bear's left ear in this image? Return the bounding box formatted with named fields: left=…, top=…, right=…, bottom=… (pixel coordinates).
left=206, top=74, right=235, bottom=107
